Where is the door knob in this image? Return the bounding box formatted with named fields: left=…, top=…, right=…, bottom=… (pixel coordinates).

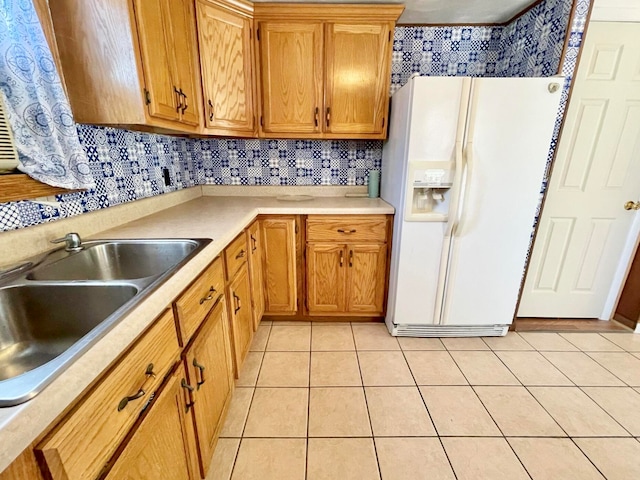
left=624, top=201, right=640, bottom=211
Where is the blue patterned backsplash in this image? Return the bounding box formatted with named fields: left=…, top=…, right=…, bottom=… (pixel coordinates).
left=0, top=0, right=584, bottom=232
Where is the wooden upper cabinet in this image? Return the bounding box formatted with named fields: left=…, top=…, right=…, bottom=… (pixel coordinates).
left=197, top=0, right=256, bottom=135
left=170, top=0, right=203, bottom=126
left=49, top=0, right=202, bottom=133
left=258, top=22, right=323, bottom=135
left=324, top=23, right=391, bottom=135
left=133, top=0, right=179, bottom=122
left=254, top=4, right=403, bottom=140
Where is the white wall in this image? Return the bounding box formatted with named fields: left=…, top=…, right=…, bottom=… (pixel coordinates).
left=591, top=0, right=640, bottom=22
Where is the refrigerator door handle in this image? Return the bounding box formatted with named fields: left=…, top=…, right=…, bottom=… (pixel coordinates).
left=433, top=78, right=473, bottom=325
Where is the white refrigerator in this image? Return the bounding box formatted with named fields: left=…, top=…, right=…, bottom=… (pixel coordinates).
left=382, top=76, right=563, bottom=337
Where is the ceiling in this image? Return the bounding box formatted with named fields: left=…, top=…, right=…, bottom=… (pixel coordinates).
left=251, top=0, right=540, bottom=24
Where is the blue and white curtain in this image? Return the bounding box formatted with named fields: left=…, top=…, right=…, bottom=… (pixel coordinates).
left=0, top=0, right=94, bottom=189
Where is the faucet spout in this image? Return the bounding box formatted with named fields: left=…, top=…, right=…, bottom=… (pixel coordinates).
left=51, top=233, right=83, bottom=252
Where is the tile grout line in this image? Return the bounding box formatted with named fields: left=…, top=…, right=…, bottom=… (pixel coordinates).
left=351, top=322, right=383, bottom=480
left=227, top=323, right=272, bottom=480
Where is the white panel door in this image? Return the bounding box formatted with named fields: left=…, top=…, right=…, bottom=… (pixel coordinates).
left=518, top=22, right=640, bottom=318
left=441, top=77, right=563, bottom=326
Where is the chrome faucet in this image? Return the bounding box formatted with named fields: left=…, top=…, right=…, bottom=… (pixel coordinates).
left=51, top=232, right=84, bottom=252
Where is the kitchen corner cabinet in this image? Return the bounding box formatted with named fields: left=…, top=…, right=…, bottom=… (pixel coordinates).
left=196, top=0, right=257, bottom=136
left=254, top=4, right=403, bottom=139
left=247, top=220, right=266, bottom=329
left=49, top=0, right=202, bottom=133
left=225, top=234, right=254, bottom=374
left=306, top=215, right=389, bottom=316
left=183, top=298, right=234, bottom=478
left=262, top=216, right=300, bottom=314
left=105, top=364, right=199, bottom=480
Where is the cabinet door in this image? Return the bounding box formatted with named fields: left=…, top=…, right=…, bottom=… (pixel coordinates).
left=262, top=217, right=298, bottom=313
left=324, top=23, right=391, bottom=135
left=197, top=1, right=254, bottom=133
left=184, top=298, right=233, bottom=478
left=105, top=365, right=199, bottom=480
left=169, top=0, right=202, bottom=126
left=227, top=263, right=254, bottom=373
left=133, top=0, right=180, bottom=121
left=258, top=22, right=323, bottom=135
left=346, top=244, right=387, bottom=314
left=307, top=244, right=347, bottom=313
left=247, top=220, right=265, bottom=329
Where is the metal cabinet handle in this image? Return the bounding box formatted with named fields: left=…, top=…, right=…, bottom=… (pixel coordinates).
left=337, top=228, right=356, bottom=234
left=339, top=250, right=344, bottom=267
left=174, top=86, right=182, bottom=113
left=208, top=99, right=214, bottom=121
left=236, top=249, right=246, bottom=259
left=192, top=358, right=206, bottom=389
left=233, top=292, right=241, bottom=314
left=349, top=249, right=353, bottom=268
left=326, top=107, right=330, bottom=127
left=314, top=107, right=319, bottom=127
left=250, top=234, right=257, bottom=253
left=180, top=89, right=188, bottom=113
left=118, top=363, right=155, bottom=411
left=181, top=378, right=195, bottom=413
left=199, top=286, right=216, bottom=304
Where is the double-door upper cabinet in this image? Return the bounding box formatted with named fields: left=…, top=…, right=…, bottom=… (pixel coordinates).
left=255, top=4, right=403, bottom=139
left=46, top=1, right=402, bottom=139
left=49, top=0, right=203, bottom=133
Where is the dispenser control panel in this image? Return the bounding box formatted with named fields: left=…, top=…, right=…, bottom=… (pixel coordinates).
left=413, top=168, right=454, bottom=187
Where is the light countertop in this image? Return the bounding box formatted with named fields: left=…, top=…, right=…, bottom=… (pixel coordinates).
left=0, top=193, right=393, bottom=472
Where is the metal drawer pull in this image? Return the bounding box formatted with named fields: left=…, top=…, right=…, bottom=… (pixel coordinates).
left=199, top=286, right=216, bottom=304
left=117, top=363, right=155, bottom=411
left=193, top=359, right=206, bottom=389
left=233, top=292, right=241, bottom=314
left=337, top=228, right=357, bottom=234
left=236, top=249, right=246, bottom=259
left=181, top=379, right=195, bottom=413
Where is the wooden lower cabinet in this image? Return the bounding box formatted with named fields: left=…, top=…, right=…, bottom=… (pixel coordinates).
left=307, top=242, right=387, bottom=316
left=307, top=243, right=346, bottom=313
left=247, top=220, right=265, bottom=329
left=105, top=364, right=199, bottom=480
left=346, top=244, right=387, bottom=313
left=227, top=263, right=254, bottom=374
left=184, top=298, right=234, bottom=478
left=262, top=216, right=298, bottom=314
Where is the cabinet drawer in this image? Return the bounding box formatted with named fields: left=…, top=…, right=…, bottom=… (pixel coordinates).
left=306, top=215, right=388, bottom=242
left=37, top=309, right=180, bottom=480
left=225, top=232, right=248, bottom=279
left=175, top=257, right=225, bottom=345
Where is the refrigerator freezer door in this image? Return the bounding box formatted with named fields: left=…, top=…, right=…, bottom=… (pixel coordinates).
left=440, top=77, right=563, bottom=326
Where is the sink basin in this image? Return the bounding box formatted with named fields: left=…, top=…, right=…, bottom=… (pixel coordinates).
left=0, top=237, right=211, bottom=406
left=0, top=284, right=138, bottom=405
left=28, top=240, right=200, bottom=281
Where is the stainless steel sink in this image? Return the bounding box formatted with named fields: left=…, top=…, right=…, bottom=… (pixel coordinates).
left=0, top=238, right=211, bottom=406
left=28, top=240, right=200, bottom=281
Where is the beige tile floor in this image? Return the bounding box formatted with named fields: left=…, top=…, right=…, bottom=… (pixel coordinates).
left=207, top=322, right=640, bottom=480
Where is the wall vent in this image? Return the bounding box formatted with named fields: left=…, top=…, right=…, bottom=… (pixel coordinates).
left=0, top=93, right=19, bottom=173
